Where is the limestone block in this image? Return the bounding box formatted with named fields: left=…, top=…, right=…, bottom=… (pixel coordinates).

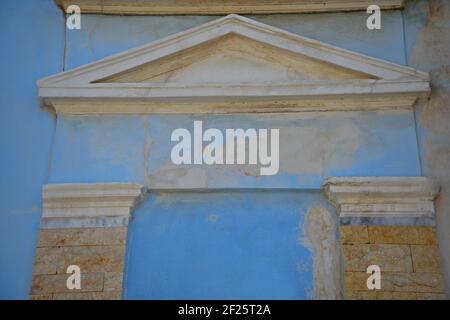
left=340, top=226, right=369, bottom=244
left=31, top=273, right=104, bottom=295
left=342, top=244, right=413, bottom=272
left=55, top=245, right=126, bottom=273
left=33, top=247, right=58, bottom=275
left=415, top=292, right=448, bottom=300
left=411, top=245, right=442, bottom=273
left=345, top=272, right=444, bottom=293
left=104, top=272, right=123, bottom=292
left=368, top=226, right=438, bottom=245
left=37, top=227, right=127, bottom=247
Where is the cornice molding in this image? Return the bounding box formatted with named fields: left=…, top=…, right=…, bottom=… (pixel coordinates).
left=56, top=0, right=405, bottom=15
left=47, top=93, right=421, bottom=115
left=323, top=177, right=440, bottom=219
left=42, top=183, right=144, bottom=220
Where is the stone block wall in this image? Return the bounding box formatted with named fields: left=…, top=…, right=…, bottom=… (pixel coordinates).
left=30, top=227, right=127, bottom=300
left=341, top=225, right=447, bottom=300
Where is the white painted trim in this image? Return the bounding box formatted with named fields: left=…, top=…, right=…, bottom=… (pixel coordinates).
left=47, top=95, right=419, bottom=115
left=37, top=14, right=430, bottom=115
left=323, top=177, right=440, bottom=219
left=56, top=0, right=405, bottom=15
left=42, top=183, right=144, bottom=220
left=40, top=79, right=429, bottom=98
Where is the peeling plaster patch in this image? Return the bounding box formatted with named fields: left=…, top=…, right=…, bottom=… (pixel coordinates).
left=409, top=2, right=450, bottom=72
left=301, top=206, right=342, bottom=300
left=148, top=161, right=207, bottom=189
left=208, top=214, right=218, bottom=223
left=208, top=162, right=261, bottom=181
left=154, top=191, right=233, bottom=206
left=205, top=165, right=244, bottom=185
left=280, top=122, right=361, bottom=175
left=142, top=112, right=418, bottom=189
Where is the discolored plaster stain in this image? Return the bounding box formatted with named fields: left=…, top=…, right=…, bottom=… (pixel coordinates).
left=408, top=0, right=450, bottom=137
left=301, top=206, right=343, bottom=300
left=206, top=165, right=253, bottom=184
left=154, top=191, right=234, bottom=205
left=148, top=161, right=207, bottom=189
left=208, top=214, right=218, bottom=223
left=280, top=121, right=361, bottom=175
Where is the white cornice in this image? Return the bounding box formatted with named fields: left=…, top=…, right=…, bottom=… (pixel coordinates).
left=46, top=93, right=422, bottom=115
left=42, top=183, right=144, bottom=220
left=56, top=0, right=405, bottom=15
left=323, top=177, right=440, bottom=219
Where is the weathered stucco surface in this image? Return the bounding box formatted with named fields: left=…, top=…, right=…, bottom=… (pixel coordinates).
left=404, top=0, right=450, bottom=294
left=1, top=0, right=449, bottom=299
left=48, top=111, right=421, bottom=190
left=302, top=206, right=343, bottom=299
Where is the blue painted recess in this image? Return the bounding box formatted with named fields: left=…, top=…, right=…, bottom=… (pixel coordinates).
left=48, top=111, right=421, bottom=189
left=124, top=190, right=335, bottom=299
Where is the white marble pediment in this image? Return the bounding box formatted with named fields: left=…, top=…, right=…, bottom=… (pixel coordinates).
left=38, top=14, right=430, bottom=114
left=99, top=34, right=372, bottom=84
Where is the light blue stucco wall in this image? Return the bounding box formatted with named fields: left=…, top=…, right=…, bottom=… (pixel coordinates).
left=1, top=0, right=445, bottom=299
left=124, top=191, right=334, bottom=299
left=0, top=0, right=64, bottom=299
left=65, top=11, right=407, bottom=69
left=48, top=112, right=421, bottom=189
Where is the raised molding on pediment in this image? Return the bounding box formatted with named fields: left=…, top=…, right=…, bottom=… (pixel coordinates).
left=38, top=14, right=429, bottom=115
left=56, top=0, right=405, bottom=15
left=323, top=177, right=440, bottom=219
left=42, top=183, right=144, bottom=220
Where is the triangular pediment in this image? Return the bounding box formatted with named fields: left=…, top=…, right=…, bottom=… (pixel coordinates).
left=38, top=14, right=430, bottom=114
left=98, top=34, right=373, bottom=84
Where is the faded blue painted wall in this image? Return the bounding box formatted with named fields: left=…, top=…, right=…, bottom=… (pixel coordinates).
left=48, top=112, right=421, bottom=189
left=65, top=11, right=407, bottom=69
left=0, top=0, right=64, bottom=299
left=2, top=0, right=446, bottom=299
left=124, top=191, right=333, bottom=299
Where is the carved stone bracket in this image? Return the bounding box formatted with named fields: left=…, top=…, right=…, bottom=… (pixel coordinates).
left=42, top=183, right=144, bottom=227
left=323, top=177, right=440, bottom=219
